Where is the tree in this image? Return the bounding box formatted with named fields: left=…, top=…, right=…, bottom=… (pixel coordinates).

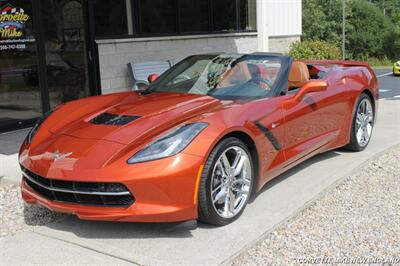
left=302, top=0, right=399, bottom=60
left=302, top=0, right=344, bottom=45
left=368, top=0, right=400, bottom=26
left=347, top=0, right=397, bottom=59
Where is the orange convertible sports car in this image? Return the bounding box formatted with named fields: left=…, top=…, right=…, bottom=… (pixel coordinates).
left=20, top=53, right=378, bottom=225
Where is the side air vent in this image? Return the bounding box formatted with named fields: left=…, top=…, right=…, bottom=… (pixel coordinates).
left=90, top=113, right=141, bottom=126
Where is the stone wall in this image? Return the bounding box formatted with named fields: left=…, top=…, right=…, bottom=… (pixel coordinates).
left=269, top=35, right=301, bottom=54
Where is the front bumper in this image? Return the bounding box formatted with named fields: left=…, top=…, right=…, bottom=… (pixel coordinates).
left=20, top=152, right=205, bottom=222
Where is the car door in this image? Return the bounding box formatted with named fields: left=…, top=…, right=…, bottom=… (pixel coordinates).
left=281, top=84, right=346, bottom=167
left=277, top=61, right=342, bottom=167
left=280, top=88, right=331, bottom=166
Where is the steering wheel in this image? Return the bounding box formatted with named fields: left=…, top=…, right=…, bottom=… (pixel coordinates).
left=249, top=76, right=273, bottom=89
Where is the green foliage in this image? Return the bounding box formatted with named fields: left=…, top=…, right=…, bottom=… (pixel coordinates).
left=347, top=0, right=396, bottom=59
left=302, top=0, right=400, bottom=61
left=288, top=40, right=342, bottom=60
left=367, top=57, right=394, bottom=67
left=302, top=0, right=348, bottom=46
left=369, top=0, right=400, bottom=27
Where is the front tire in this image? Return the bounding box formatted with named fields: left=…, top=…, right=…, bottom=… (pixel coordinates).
left=345, top=93, right=374, bottom=151
left=198, top=137, right=254, bottom=226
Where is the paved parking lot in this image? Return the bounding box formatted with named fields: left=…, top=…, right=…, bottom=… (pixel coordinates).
left=1, top=69, right=399, bottom=265
left=375, top=68, right=400, bottom=100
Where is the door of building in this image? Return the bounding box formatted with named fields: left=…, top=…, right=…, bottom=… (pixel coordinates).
left=0, top=0, right=42, bottom=132
left=0, top=0, right=99, bottom=133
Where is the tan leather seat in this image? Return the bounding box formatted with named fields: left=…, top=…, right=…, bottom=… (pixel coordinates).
left=218, top=62, right=252, bottom=88
left=288, top=61, right=310, bottom=89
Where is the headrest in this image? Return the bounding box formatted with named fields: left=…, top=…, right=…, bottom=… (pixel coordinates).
left=288, top=61, right=310, bottom=88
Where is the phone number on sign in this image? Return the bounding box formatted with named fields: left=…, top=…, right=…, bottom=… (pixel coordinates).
left=0, top=44, right=26, bottom=50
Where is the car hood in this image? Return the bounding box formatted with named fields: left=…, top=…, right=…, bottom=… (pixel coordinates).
left=48, top=92, right=221, bottom=145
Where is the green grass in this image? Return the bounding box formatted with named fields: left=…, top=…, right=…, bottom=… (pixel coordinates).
left=367, top=57, right=395, bottom=68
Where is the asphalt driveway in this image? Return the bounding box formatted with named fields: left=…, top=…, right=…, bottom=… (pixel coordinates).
left=375, top=68, right=400, bottom=100
left=1, top=71, right=400, bottom=265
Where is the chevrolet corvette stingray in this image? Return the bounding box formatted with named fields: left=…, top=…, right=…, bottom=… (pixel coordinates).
left=19, top=53, right=378, bottom=225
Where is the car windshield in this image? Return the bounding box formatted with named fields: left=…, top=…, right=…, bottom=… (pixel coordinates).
left=146, top=54, right=285, bottom=100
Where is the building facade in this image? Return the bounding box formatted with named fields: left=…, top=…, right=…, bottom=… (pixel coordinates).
left=0, top=0, right=301, bottom=132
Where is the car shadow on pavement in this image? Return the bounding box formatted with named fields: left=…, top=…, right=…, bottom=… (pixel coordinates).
left=251, top=150, right=340, bottom=203
left=32, top=149, right=342, bottom=239
left=43, top=215, right=199, bottom=239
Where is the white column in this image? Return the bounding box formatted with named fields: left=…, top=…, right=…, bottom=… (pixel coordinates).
left=256, top=0, right=269, bottom=52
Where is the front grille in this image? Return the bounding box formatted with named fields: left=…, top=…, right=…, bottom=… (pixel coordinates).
left=21, top=166, right=134, bottom=207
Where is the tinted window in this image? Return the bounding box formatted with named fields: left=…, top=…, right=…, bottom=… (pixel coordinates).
left=213, top=0, right=237, bottom=31
left=240, top=0, right=256, bottom=31
left=92, top=0, right=256, bottom=38
left=139, top=0, right=176, bottom=34
left=180, top=0, right=209, bottom=32
left=0, top=0, right=42, bottom=131
left=93, top=0, right=128, bottom=36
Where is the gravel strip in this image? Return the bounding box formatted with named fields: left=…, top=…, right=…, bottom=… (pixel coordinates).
left=0, top=184, right=64, bottom=238
left=232, top=146, right=400, bottom=265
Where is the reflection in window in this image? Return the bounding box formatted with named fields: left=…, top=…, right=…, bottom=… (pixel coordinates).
left=180, top=0, right=209, bottom=33
left=213, top=0, right=237, bottom=31
left=240, top=0, right=256, bottom=31
left=93, top=0, right=128, bottom=36
left=139, top=0, right=176, bottom=34
left=63, top=1, right=83, bottom=41
left=0, top=0, right=42, bottom=130
left=63, top=1, right=82, bottom=29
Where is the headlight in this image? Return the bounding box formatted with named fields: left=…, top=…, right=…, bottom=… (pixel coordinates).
left=396, top=62, right=400, bottom=67
left=25, top=110, right=53, bottom=145
left=127, top=122, right=208, bottom=164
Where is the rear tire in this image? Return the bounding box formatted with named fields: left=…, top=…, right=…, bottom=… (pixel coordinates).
left=345, top=93, right=374, bottom=151
left=198, top=137, right=254, bottom=226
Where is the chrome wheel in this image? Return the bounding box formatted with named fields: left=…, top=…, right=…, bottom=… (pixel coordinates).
left=355, top=98, right=373, bottom=147
left=210, top=146, right=252, bottom=219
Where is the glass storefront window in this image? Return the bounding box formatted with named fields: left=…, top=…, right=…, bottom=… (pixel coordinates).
left=240, top=0, right=257, bottom=31
left=0, top=0, right=42, bottom=132
left=93, top=0, right=257, bottom=39
left=212, top=0, right=237, bottom=32
left=138, top=0, right=177, bottom=35
left=41, top=0, right=90, bottom=108
left=179, top=0, right=209, bottom=33
left=93, top=0, right=128, bottom=37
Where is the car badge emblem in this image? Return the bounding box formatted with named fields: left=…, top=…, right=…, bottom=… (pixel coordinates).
left=54, top=150, right=72, bottom=161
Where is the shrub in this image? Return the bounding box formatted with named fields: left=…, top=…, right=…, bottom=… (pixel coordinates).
left=367, top=57, right=394, bottom=67
left=288, top=40, right=342, bottom=60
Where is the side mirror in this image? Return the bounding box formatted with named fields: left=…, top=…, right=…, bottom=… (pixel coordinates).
left=147, top=74, right=159, bottom=83
left=283, top=80, right=327, bottom=108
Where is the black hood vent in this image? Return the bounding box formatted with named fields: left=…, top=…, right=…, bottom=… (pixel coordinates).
left=90, top=113, right=141, bottom=126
